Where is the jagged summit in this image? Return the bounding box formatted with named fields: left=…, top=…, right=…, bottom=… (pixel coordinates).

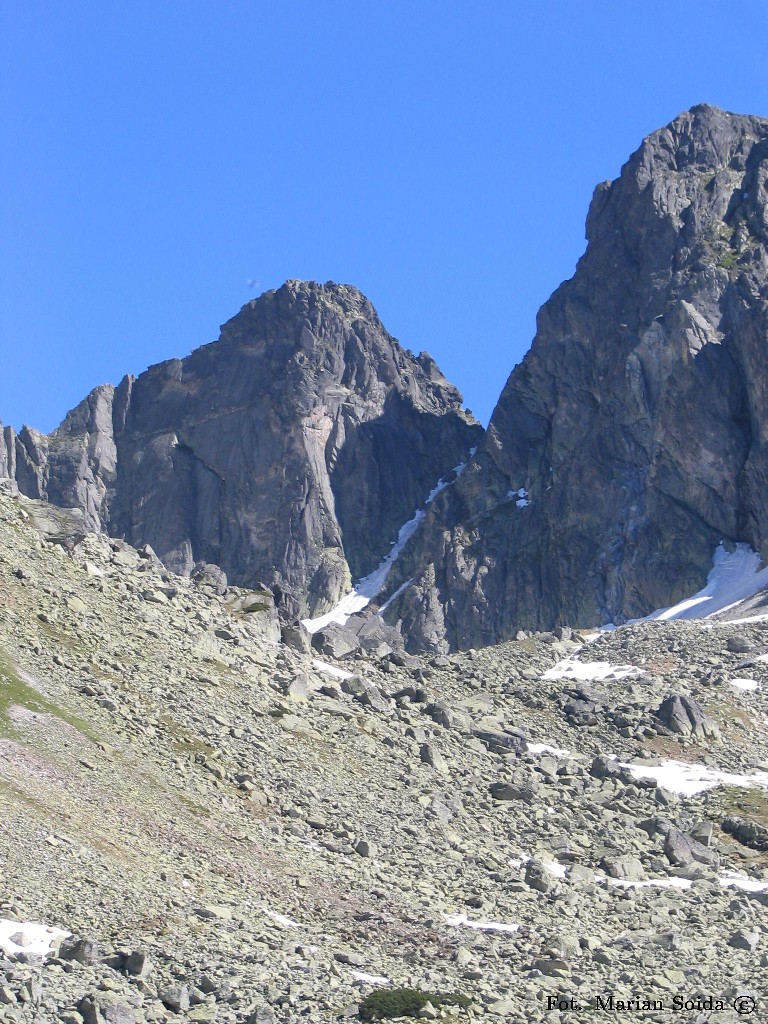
left=0, top=280, right=482, bottom=619
left=4, top=108, right=768, bottom=653
left=380, top=105, right=768, bottom=649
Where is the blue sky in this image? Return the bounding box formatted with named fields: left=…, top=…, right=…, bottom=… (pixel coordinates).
left=2, top=1, right=767, bottom=432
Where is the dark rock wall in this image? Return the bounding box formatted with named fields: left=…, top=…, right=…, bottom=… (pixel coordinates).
left=387, top=105, right=768, bottom=649
left=2, top=281, right=481, bottom=619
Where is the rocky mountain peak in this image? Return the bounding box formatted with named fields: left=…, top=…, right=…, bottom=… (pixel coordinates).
left=379, top=106, right=768, bottom=650
left=216, top=279, right=470, bottom=420
left=0, top=281, right=481, bottom=619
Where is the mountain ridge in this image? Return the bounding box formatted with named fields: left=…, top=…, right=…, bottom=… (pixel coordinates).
left=0, top=280, right=482, bottom=622
left=376, top=103, right=768, bottom=650
left=4, top=106, right=768, bottom=652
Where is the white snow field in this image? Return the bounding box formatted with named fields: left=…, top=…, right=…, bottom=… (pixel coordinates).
left=261, top=907, right=300, bottom=928
left=526, top=741, right=574, bottom=757
left=542, top=659, right=641, bottom=682
left=599, top=872, right=768, bottom=893
left=311, top=659, right=353, bottom=680
left=619, top=758, right=768, bottom=797
left=0, top=920, right=70, bottom=960
left=444, top=913, right=520, bottom=933
left=649, top=542, right=768, bottom=621
left=350, top=970, right=391, bottom=985
left=730, top=678, right=760, bottom=692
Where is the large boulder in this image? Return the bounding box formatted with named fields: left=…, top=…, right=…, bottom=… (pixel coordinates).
left=655, top=694, right=720, bottom=740
left=311, top=622, right=361, bottom=660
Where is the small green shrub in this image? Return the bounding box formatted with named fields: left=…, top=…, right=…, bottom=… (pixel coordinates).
left=717, top=249, right=740, bottom=269
left=359, top=987, right=471, bottom=1020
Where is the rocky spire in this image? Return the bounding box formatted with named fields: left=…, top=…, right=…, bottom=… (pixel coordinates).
left=5, top=280, right=482, bottom=619
left=385, top=105, right=768, bottom=649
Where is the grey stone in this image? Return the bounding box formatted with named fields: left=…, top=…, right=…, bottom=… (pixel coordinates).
left=602, top=855, right=646, bottom=881
left=123, top=950, right=152, bottom=978
left=473, top=728, right=527, bottom=754
left=525, top=859, right=554, bottom=893
left=284, top=673, right=310, bottom=700
left=246, top=1009, right=276, bottom=1024
left=79, top=994, right=136, bottom=1024
left=489, top=777, right=537, bottom=802
left=590, top=754, right=626, bottom=780
left=280, top=624, right=311, bottom=654
left=728, top=930, right=760, bottom=951
left=663, top=826, right=719, bottom=867
left=656, top=694, right=720, bottom=740
left=420, top=743, right=448, bottom=773
left=722, top=816, right=768, bottom=851
left=158, top=984, right=190, bottom=1012
left=532, top=957, right=570, bottom=977
left=311, top=624, right=360, bottom=660
left=59, top=936, right=100, bottom=966
left=191, top=562, right=228, bottom=595
left=727, top=635, right=754, bottom=653
left=354, top=838, right=377, bottom=858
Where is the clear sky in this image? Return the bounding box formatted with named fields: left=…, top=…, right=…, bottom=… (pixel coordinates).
left=2, top=1, right=767, bottom=433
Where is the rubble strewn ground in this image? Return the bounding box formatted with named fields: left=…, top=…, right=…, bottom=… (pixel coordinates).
left=1, top=487, right=767, bottom=1022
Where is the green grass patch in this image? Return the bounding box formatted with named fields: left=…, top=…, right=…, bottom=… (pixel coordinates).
left=0, top=648, right=100, bottom=742
left=169, top=733, right=217, bottom=757
left=714, top=785, right=768, bottom=828
left=359, top=987, right=472, bottom=1020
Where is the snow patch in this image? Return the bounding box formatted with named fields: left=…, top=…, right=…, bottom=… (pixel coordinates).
left=444, top=913, right=520, bottom=933
left=542, top=858, right=567, bottom=878
left=648, top=543, right=768, bottom=621
left=377, top=578, right=412, bottom=616
left=507, top=486, right=529, bottom=508
left=301, top=511, right=425, bottom=633
left=261, top=908, right=300, bottom=928
left=542, top=659, right=640, bottom=682
left=599, top=869, right=768, bottom=893
left=730, top=678, right=759, bottom=692
left=425, top=461, right=466, bottom=504
left=716, top=612, right=768, bottom=626
left=601, top=875, right=692, bottom=890
left=527, top=742, right=573, bottom=758
left=351, top=970, right=391, bottom=985
left=0, top=920, right=70, bottom=960
left=719, top=870, right=768, bottom=893
left=312, top=659, right=353, bottom=681
left=507, top=853, right=567, bottom=877
left=301, top=457, right=471, bottom=634
left=425, top=480, right=450, bottom=504
left=620, top=758, right=768, bottom=797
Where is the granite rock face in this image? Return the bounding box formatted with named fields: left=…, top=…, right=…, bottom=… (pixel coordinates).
left=386, top=105, right=768, bottom=649
left=0, top=281, right=481, bottom=618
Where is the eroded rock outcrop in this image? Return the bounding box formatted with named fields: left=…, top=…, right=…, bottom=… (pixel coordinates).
left=1, top=281, right=481, bottom=618
left=385, top=105, right=768, bottom=649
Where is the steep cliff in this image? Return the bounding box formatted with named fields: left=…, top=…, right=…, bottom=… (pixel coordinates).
left=385, top=105, right=768, bottom=649
left=1, top=281, right=481, bottom=618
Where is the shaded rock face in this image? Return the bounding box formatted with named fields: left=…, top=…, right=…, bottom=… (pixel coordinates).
left=387, top=105, right=768, bottom=650
left=1, top=281, right=481, bottom=618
